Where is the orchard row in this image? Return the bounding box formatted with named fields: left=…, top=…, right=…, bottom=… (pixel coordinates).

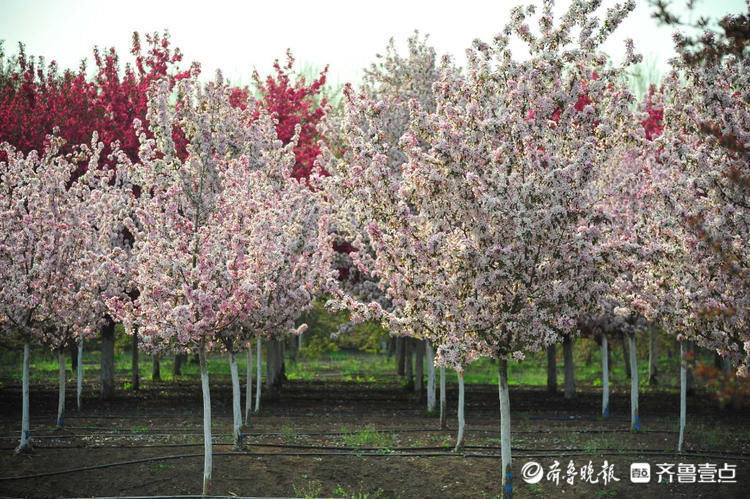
left=1, top=0, right=747, bottom=496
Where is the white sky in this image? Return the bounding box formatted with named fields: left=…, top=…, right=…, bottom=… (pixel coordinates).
left=0, top=0, right=745, bottom=88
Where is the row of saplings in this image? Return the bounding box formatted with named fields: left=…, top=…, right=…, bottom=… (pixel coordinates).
left=24, top=318, right=715, bottom=458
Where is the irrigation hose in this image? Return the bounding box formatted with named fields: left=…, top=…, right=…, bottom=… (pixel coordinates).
left=3, top=448, right=750, bottom=482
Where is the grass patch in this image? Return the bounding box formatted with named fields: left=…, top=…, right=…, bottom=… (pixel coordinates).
left=339, top=424, right=396, bottom=449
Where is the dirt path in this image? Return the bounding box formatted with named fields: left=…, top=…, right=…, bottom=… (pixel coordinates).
left=1, top=379, right=749, bottom=497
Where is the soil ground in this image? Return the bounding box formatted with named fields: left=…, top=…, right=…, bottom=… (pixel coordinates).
left=1, top=374, right=749, bottom=498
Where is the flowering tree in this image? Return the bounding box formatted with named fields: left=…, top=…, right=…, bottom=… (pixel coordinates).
left=321, top=31, right=447, bottom=415
left=106, top=71, right=334, bottom=493
left=0, top=137, right=97, bottom=451
left=324, top=1, right=639, bottom=495
left=643, top=3, right=749, bottom=450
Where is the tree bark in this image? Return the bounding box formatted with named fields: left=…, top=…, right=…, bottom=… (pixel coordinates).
left=648, top=328, right=658, bottom=385
left=254, top=336, right=262, bottom=412
left=622, top=335, right=631, bottom=379
left=245, top=344, right=253, bottom=424
left=686, top=341, right=695, bottom=395
left=403, top=338, right=413, bottom=389
left=546, top=344, right=557, bottom=393
left=454, top=369, right=465, bottom=451
left=229, top=352, right=242, bottom=449
left=499, top=359, right=512, bottom=498
left=396, top=337, right=405, bottom=376
left=174, top=353, right=185, bottom=376
left=679, top=340, right=686, bottom=452
left=198, top=346, right=213, bottom=495
left=414, top=340, right=425, bottom=393
left=131, top=330, right=139, bottom=391
left=76, top=339, right=83, bottom=410
left=70, top=342, right=78, bottom=372
left=265, top=338, right=283, bottom=401
left=601, top=334, right=610, bottom=418
left=100, top=318, right=115, bottom=400
left=151, top=354, right=161, bottom=381
left=426, top=342, right=436, bottom=412
left=15, top=341, right=32, bottom=453
left=57, top=349, right=66, bottom=429
left=629, top=334, right=640, bottom=430
left=440, top=366, right=447, bottom=429
left=563, top=337, right=575, bottom=399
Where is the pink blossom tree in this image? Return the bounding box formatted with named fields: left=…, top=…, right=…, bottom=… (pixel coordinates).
left=0, top=137, right=98, bottom=451
left=107, top=72, right=332, bottom=493
left=323, top=1, right=639, bottom=495
left=322, top=31, right=448, bottom=417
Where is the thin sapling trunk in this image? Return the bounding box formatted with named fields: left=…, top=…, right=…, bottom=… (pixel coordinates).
left=440, top=366, right=447, bottom=429
left=426, top=342, right=436, bottom=413
left=198, top=346, right=213, bottom=495
left=454, top=369, right=465, bottom=451
left=629, top=334, right=640, bottom=430
left=16, top=341, right=32, bottom=453
left=76, top=338, right=83, bottom=410
left=229, top=351, right=242, bottom=449
left=254, top=336, right=262, bottom=412
left=499, top=359, right=512, bottom=499
left=245, top=344, right=253, bottom=424
left=679, top=340, right=686, bottom=452
left=57, top=349, right=66, bottom=429
left=601, top=334, right=609, bottom=418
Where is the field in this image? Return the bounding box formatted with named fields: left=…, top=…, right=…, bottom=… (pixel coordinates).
left=1, top=345, right=749, bottom=498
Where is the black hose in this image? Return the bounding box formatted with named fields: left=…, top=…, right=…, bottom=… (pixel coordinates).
left=3, top=447, right=750, bottom=482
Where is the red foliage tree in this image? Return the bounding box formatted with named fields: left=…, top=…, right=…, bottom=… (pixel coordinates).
left=252, top=50, right=328, bottom=179
left=0, top=44, right=98, bottom=163
left=0, top=32, right=198, bottom=172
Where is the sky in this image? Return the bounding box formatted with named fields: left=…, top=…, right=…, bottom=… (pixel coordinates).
left=0, top=0, right=746, bottom=88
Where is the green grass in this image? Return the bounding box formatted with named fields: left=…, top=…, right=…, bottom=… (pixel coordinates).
left=0, top=333, right=709, bottom=393
left=339, top=424, right=397, bottom=449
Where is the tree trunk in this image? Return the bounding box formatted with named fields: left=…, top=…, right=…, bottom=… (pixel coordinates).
left=15, top=341, right=32, bottom=453
left=100, top=318, right=115, bottom=400
left=426, top=342, right=436, bottom=412
left=288, top=333, right=298, bottom=362
left=266, top=338, right=283, bottom=401
left=174, top=353, right=185, bottom=376
left=403, top=338, right=413, bottom=389
left=76, top=339, right=83, bottom=411
left=648, top=328, right=658, bottom=385
left=563, top=337, right=575, bottom=399
left=546, top=344, right=557, bottom=393
left=686, top=341, right=695, bottom=395
left=679, top=340, right=686, bottom=452
left=245, top=344, right=253, bottom=424
left=229, top=352, right=242, bottom=449
left=131, top=330, right=139, bottom=391
left=454, top=369, right=465, bottom=451
left=254, top=336, right=262, bottom=412
left=629, top=334, right=640, bottom=430
left=198, top=346, right=213, bottom=495
left=622, top=335, right=631, bottom=379
left=56, top=349, right=66, bottom=429
left=70, top=342, right=78, bottom=372
left=151, top=354, right=161, bottom=381
left=499, top=359, right=512, bottom=498
left=601, top=334, right=610, bottom=418
left=396, top=337, right=405, bottom=376
left=414, top=340, right=424, bottom=393
left=440, top=366, right=447, bottom=429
